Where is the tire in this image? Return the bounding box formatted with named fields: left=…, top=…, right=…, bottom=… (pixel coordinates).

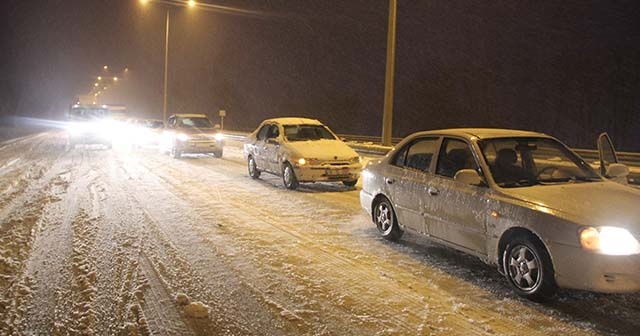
left=373, top=197, right=403, bottom=241
left=213, top=149, right=223, bottom=158
left=170, top=143, right=181, bottom=159
left=342, top=179, right=357, bottom=187
left=282, top=162, right=299, bottom=190
left=503, top=235, right=557, bottom=301
left=248, top=156, right=261, bottom=179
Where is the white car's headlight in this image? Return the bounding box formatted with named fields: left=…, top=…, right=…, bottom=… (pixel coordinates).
left=350, top=156, right=362, bottom=164
left=214, top=133, right=224, bottom=141
left=297, top=158, right=307, bottom=166
left=580, top=226, right=640, bottom=255
left=176, top=133, right=190, bottom=141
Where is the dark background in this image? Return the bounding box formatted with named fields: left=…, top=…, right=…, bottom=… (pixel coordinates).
left=2, top=0, right=640, bottom=150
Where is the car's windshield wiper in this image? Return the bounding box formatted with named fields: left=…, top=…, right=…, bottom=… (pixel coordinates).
left=499, top=179, right=540, bottom=188
left=539, top=176, right=602, bottom=184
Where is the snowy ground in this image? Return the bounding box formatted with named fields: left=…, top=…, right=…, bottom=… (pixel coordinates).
left=0, top=131, right=639, bottom=335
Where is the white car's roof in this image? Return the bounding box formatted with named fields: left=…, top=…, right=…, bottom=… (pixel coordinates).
left=171, top=113, right=208, bottom=118
left=263, top=117, right=324, bottom=126
left=410, top=128, right=552, bottom=140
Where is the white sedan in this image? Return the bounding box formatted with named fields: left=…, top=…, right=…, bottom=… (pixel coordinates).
left=244, top=117, right=361, bottom=190
left=360, top=128, right=640, bottom=300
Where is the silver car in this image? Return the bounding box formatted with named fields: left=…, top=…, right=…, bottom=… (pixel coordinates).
left=360, top=128, right=640, bottom=300
left=244, top=117, right=361, bottom=190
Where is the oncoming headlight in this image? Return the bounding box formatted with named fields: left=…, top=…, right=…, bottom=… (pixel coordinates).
left=176, top=133, right=189, bottom=141
left=579, top=226, right=640, bottom=255
left=214, top=133, right=224, bottom=141
left=297, top=158, right=307, bottom=166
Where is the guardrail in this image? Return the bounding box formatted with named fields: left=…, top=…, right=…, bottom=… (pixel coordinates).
left=223, top=130, right=640, bottom=171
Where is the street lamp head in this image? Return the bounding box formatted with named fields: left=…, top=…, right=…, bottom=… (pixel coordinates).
left=188, top=0, right=196, bottom=8
left=113, top=76, right=118, bottom=82
left=139, top=0, right=149, bottom=5
left=97, top=76, right=102, bottom=80
left=103, top=65, right=108, bottom=70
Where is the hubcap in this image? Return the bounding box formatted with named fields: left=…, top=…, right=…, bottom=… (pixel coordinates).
left=284, top=166, right=292, bottom=184
left=249, top=158, right=255, bottom=174
left=376, top=203, right=392, bottom=233
left=508, top=245, right=540, bottom=291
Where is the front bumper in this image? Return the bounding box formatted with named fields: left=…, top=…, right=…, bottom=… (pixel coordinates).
left=293, top=164, right=360, bottom=183
left=176, top=140, right=223, bottom=154
left=550, top=242, right=640, bottom=293
left=68, top=132, right=112, bottom=145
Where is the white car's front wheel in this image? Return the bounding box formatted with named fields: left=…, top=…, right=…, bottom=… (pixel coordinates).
left=503, top=236, right=556, bottom=301
left=282, top=163, right=299, bottom=190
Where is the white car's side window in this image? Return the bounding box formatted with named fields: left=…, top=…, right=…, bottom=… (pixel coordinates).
left=392, top=137, right=439, bottom=172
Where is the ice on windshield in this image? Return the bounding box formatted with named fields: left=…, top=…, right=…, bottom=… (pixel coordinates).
left=284, top=124, right=336, bottom=141
left=178, top=117, right=213, bottom=128
left=480, top=137, right=601, bottom=187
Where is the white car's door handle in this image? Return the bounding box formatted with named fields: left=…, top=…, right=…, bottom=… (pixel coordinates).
left=427, top=186, right=439, bottom=196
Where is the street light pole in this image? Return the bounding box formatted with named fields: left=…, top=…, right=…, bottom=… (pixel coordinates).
left=163, top=8, right=170, bottom=123
left=381, top=0, right=397, bottom=146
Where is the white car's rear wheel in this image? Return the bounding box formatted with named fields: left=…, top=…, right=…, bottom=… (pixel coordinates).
left=248, top=156, right=260, bottom=179
left=373, top=197, right=403, bottom=241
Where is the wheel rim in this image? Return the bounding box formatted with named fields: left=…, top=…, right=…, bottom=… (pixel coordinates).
left=507, top=245, right=541, bottom=292
left=249, top=158, right=256, bottom=175
left=375, top=201, right=393, bottom=234
left=284, top=166, right=293, bottom=186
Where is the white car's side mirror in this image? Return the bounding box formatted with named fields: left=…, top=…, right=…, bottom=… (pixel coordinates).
left=454, top=169, right=482, bottom=186
left=606, top=163, right=629, bottom=178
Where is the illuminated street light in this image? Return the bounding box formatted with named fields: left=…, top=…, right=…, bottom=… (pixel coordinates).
left=94, top=83, right=99, bottom=87
left=140, top=0, right=199, bottom=122
left=103, top=65, right=108, bottom=70
left=113, top=76, right=118, bottom=82
left=97, top=76, right=102, bottom=81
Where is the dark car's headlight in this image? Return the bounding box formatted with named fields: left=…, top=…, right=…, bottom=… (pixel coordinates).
left=580, top=226, right=640, bottom=255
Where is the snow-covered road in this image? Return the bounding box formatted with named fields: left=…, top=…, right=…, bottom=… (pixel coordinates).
left=1, top=131, right=639, bottom=335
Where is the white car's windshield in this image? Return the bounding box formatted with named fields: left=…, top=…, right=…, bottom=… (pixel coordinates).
left=177, top=117, right=213, bottom=128
left=284, top=124, right=336, bottom=141
left=479, top=137, right=602, bottom=188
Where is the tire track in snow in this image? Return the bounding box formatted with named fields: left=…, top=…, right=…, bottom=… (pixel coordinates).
left=140, top=150, right=597, bottom=336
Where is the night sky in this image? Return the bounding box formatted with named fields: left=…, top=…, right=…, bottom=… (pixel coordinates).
left=2, top=1, right=640, bottom=151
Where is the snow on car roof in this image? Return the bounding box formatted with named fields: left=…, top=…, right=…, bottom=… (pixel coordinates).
left=264, top=117, right=323, bottom=125
left=411, top=128, right=551, bottom=140
left=170, top=113, right=208, bottom=118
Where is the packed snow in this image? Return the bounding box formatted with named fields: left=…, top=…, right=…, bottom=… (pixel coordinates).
left=0, top=131, right=638, bottom=335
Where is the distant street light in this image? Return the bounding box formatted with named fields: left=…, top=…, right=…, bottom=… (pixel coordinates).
left=140, top=0, right=197, bottom=123
left=103, top=65, right=108, bottom=70
left=113, top=76, right=118, bottom=82
left=97, top=76, right=102, bottom=81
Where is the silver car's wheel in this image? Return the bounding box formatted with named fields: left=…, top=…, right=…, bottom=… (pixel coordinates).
left=282, top=163, right=299, bottom=190
left=373, top=197, right=403, bottom=241
left=170, top=142, right=181, bottom=159
left=504, top=236, right=556, bottom=301
left=248, top=156, right=260, bottom=179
